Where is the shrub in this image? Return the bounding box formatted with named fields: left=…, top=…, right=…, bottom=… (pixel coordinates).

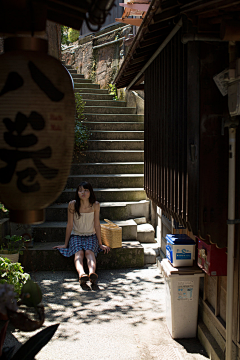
left=0, top=257, right=30, bottom=296
left=68, top=28, right=79, bottom=43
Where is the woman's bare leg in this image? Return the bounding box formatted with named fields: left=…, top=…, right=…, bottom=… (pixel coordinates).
left=85, top=250, right=97, bottom=275
left=74, top=250, right=85, bottom=277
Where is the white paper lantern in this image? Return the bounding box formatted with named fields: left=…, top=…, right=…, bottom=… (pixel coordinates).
left=0, top=37, right=75, bottom=223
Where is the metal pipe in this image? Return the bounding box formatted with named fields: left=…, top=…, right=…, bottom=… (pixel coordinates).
left=181, top=33, right=223, bottom=44
left=126, top=18, right=183, bottom=90
left=226, top=125, right=237, bottom=360
left=92, top=25, right=131, bottom=40
left=92, top=36, right=125, bottom=49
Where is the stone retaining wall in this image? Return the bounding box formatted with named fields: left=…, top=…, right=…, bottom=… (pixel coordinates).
left=62, top=24, right=133, bottom=90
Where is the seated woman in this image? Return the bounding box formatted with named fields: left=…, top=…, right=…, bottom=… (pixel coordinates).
left=53, top=181, right=110, bottom=286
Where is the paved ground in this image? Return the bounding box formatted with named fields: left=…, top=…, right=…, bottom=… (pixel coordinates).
left=3, top=264, right=209, bottom=360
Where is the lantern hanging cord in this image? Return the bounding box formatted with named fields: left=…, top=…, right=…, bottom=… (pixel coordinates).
left=30, top=0, right=35, bottom=37
left=85, top=0, right=116, bottom=32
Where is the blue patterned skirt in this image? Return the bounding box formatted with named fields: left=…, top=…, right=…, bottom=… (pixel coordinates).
left=58, top=234, right=101, bottom=257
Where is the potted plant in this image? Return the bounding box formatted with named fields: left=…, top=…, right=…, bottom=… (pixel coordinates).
left=0, top=235, right=24, bottom=263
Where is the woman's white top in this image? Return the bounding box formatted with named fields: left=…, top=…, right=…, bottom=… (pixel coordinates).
left=71, top=212, right=95, bottom=236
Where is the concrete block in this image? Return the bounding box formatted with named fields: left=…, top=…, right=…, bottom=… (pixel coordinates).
left=134, top=217, right=146, bottom=225
left=141, top=243, right=160, bottom=264
left=137, top=223, right=155, bottom=242
left=0, top=218, right=10, bottom=242
left=19, top=241, right=144, bottom=271
left=113, top=220, right=137, bottom=240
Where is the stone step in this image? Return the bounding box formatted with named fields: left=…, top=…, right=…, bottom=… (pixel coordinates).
left=90, top=130, right=144, bottom=140
left=84, top=114, right=143, bottom=122
left=66, top=174, right=144, bottom=188
left=57, top=188, right=147, bottom=203
left=68, top=69, right=78, bottom=74
left=73, top=150, right=144, bottom=163
left=137, top=223, right=155, bottom=243
left=74, top=88, right=109, bottom=94
left=141, top=243, right=160, bottom=265
left=63, top=64, right=72, bottom=70
left=73, top=78, right=93, bottom=84
left=70, top=162, right=144, bottom=175
left=87, top=140, right=144, bottom=151
left=19, top=241, right=144, bottom=271
left=75, top=83, right=100, bottom=89
left=45, top=200, right=150, bottom=222
left=71, top=74, right=85, bottom=79
left=83, top=121, right=144, bottom=131
left=84, top=106, right=136, bottom=114
left=32, top=219, right=138, bottom=242
left=84, top=99, right=127, bottom=107
left=81, top=93, right=114, bottom=100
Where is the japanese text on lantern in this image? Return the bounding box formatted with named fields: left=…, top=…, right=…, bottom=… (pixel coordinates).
left=0, top=61, right=65, bottom=193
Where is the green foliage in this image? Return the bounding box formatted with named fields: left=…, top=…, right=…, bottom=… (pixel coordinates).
left=74, top=93, right=90, bottom=154
left=61, top=25, right=69, bottom=45
left=0, top=257, right=30, bottom=296
left=108, top=83, right=119, bottom=100
left=20, top=280, right=42, bottom=308
left=3, top=235, right=23, bottom=254
left=68, top=28, right=79, bottom=43
left=0, top=203, right=8, bottom=213
left=0, top=323, right=59, bottom=360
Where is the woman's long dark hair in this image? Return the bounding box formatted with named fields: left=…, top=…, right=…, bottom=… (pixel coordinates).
left=74, top=181, right=96, bottom=217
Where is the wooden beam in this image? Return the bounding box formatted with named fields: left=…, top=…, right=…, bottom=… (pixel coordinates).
left=119, top=3, right=150, bottom=11
left=115, top=18, right=143, bottom=26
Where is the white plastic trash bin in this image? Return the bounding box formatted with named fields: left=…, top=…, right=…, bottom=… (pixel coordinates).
left=161, top=258, right=204, bottom=339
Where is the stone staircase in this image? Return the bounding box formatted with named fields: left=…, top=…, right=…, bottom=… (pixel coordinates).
left=20, top=65, right=158, bottom=272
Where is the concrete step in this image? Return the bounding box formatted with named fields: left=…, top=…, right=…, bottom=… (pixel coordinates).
left=73, top=150, right=144, bottom=163
left=74, top=88, right=109, bottom=94
left=84, top=114, right=143, bottom=122
left=70, top=162, right=144, bottom=175
left=71, top=74, right=85, bottom=79
left=66, top=174, right=144, bottom=188
left=141, top=242, right=160, bottom=265
left=19, top=241, right=144, bottom=271
left=90, top=130, right=144, bottom=140
left=81, top=93, right=115, bottom=100
left=137, top=223, right=155, bottom=243
left=45, top=200, right=150, bottom=222
left=84, top=100, right=127, bottom=107
left=68, top=69, right=78, bottom=74
left=83, top=121, right=144, bottom=131
left=73, top=78, right=92, bottom=84
left=57, top=188, right=147, bottom=203
left=63, top=64, right=72, bottom=70
left=84, top=106, right=136, bottom=114
left=87, top=140, right=144, bottom=151
left=32, top=219, right=138, bottom=242
left=75, top=83, right=100, bottom=89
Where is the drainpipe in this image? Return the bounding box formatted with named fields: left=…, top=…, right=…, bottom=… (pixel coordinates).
left=226, top=41, right=238, bottom=360
left=226, top=124, right=237, bottom=360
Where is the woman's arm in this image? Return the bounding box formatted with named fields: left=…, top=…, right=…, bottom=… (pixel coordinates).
left=94, top=202, right=110, bottom=254
left=53, top=201, right=74, bottom=249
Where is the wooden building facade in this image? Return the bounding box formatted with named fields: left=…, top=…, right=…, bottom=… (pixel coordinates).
left=115, top=1, right=240, bottom=358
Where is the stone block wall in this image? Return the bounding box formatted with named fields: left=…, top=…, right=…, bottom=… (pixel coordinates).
left=62, top=24, right=133, bottom=89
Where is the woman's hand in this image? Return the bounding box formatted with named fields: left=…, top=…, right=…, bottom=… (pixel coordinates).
left=53, top=244, right=67, bottom=249
left=99, top=244, right=111, bottom=254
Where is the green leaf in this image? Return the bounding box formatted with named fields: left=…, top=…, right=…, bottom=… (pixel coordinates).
left=11, top=324, right=59, bottom=360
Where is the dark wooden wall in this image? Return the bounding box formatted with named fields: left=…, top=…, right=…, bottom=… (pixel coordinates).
left=144, top=29, right=230, bottom=248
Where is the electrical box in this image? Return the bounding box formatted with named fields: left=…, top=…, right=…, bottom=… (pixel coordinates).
left=197, top=236, right=227, bottom=276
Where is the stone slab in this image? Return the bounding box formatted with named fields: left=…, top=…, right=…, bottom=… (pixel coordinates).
left=134, top=217, right=147, bottom=224
left=19, top=241, right=144, bottom=271
left=137, top=223, right=155, bottom=242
